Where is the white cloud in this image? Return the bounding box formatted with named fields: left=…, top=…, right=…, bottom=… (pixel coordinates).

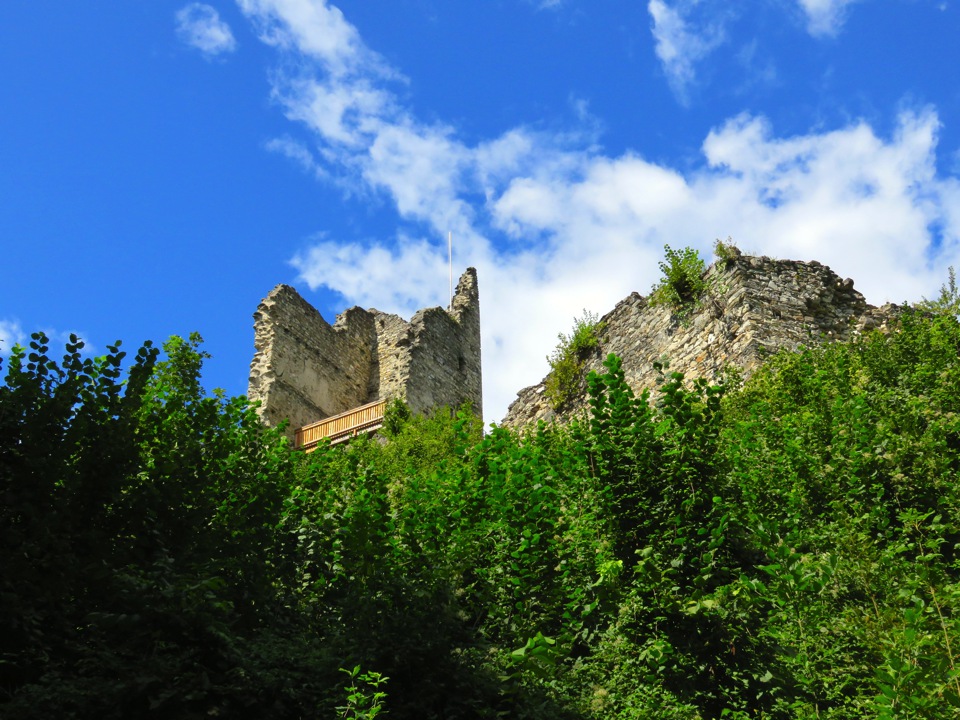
left=176, top=3, right=237, bottom=56
left=238, top=1, right=960, bottom=425
left=291, top=235, right=451, bottom=313
left=237, top=0, right=395, bottom=78
left=648, top=0, right=727, bottom=104
left=265, top=136, right=327, bottom=179
left=0, top=319, right=25, bottom=356
left=275, top=76, right=393, bottom=148
left=285, top=108, right=960, bottom=425
left=796, top=0, right=859, bottom=37
left=363, top=122, right=474, bottom=229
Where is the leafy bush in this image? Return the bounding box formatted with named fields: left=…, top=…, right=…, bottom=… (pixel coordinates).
left=7, top=289, right=960, bottom=719
left=650, top=244, right=707, bottom=315
left=545, top=310, right=605, bottom=410
left=338, top=666, right=389, bottom=719
left=0, top=332, right=322, bottom=719
left=916, top=265, right=960, bottom=318
left=381, top=396, right=412, bottom=437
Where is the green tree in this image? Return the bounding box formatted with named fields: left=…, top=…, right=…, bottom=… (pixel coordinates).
left=8, top=294, right=960, bottom=720
left=916, top=266, right=960, bottom=317
left=0, top=333, right=324, bottom=719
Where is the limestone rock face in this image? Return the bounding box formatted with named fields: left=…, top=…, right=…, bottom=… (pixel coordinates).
left=248, top=268, right=481, bottom=438
left=501, top=254, right=901, bottom=428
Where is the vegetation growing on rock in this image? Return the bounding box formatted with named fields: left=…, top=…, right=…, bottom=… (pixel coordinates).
left=650, top=244, right=708, bottom=317
left=544, top=310, right=606, bottom=410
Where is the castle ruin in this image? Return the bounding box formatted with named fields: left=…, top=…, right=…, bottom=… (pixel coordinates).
left=248, top=250, right=906, bottom=437
left=501, top=248, right=902, bottom=428
left=248, top=268, right=482, bottom=438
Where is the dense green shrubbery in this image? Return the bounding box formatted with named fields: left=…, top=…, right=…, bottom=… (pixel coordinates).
left=4, top=301, right=960, bottom=718
left=718, top=309, right=960, bottom=718
left=0, top=333, right=324, bottom=718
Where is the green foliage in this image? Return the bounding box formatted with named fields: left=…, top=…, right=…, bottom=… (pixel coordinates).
left=650, top=244, right=708, bottom=314
left=7, top=296, right=960, bottom=719
left=381, top=397, right=411, bottom=437
left=338, top=666, right=389, bottom=719
left=713, top=236, right=740, bottom=262
left=0, top=332, right=322, bottom=719
left=720, top=309, right=960, bottom=718
left=916, top=265, right=960, bottom=318
left=545, top=310, right=606, bottom=410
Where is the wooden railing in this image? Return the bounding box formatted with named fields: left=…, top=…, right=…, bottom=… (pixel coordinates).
left=294, top=399, right=387, bottom=452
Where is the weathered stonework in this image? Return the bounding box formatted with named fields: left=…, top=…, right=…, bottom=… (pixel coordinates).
left=501, top=252, right=901, bottom=428
left=249, top=268, right=481, bottom=436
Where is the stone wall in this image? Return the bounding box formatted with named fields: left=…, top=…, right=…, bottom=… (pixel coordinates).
left=248, top=268, right=482, bottom=436
left=248, top=286, right=376, bottom=433
left=405, top=270, right=483, bottom=416
left=501, top=251, right=901, bottom=428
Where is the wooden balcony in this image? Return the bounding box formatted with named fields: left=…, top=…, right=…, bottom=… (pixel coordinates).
left=294, top=399, right=387, bottom=452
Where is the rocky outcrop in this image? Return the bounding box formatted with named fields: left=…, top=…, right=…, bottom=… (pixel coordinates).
left=249, top=268, right=482, bottom=438
left=501, top=253, right=901, bottom=428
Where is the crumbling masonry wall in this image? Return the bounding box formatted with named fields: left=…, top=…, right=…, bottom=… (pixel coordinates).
left=248, top=268, right=482, bottom=436
left=501, top=251, right=901, bottom=428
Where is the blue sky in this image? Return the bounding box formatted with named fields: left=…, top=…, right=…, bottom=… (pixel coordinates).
left=2, top=0, right=959, bottom=423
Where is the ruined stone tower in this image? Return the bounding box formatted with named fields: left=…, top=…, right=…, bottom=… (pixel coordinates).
left=248, top=268, right=481, bottom=437
left=501, top=251, right=901, bottom=428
